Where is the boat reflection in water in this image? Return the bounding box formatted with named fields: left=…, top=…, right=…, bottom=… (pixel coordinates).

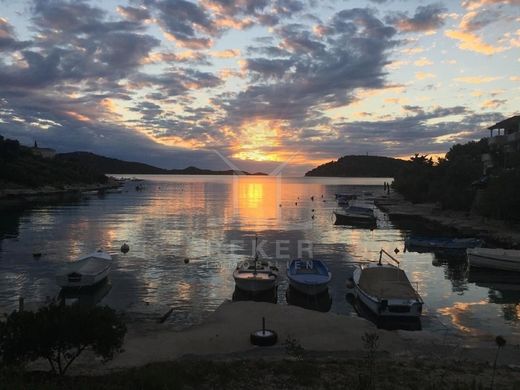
left=286, top=286, right=332, bottom=313
left=232, top=286, right=278, bottom=304
left=468, top=268, right=520, bottom=305
left=58, top=278, right=112, bottom=307
left=345, top=292, right=422, bottom=331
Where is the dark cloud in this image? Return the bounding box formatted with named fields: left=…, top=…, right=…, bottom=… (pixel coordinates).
left=386, top=3, right=447, bottom=33
left=217, top=8, right=397, bottom=128
left=0, top=18, right=30, bottom=51
left=117, top=5, right=151, bottom=21
left=154, top=0, right=216, bottom=48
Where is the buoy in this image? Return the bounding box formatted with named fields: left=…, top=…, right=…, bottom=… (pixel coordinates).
left=121, top=243, right=130, bottom=254
left=311, top=209, right=315, bottom=212
left=184, top=258, right=190, bottom=264
left=279, top=204, right=282, bottom=207
left=32, top=252, right=42, bottom=258
left=295, top=202, right=298, bottom=206
left=311, top=196, right=314, bottom=201
left=311, top=215, right=315, bottom=220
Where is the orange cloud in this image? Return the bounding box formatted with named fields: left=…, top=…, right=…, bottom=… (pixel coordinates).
left=462, top=0, right=520, bottom=11
left=211, top=49, right=240, bottom=58
left=415, top=72, right=435, bottom=80
left=454, top=76, right=500, bottom=84
left=414, top=57, right=433, bottom=67
left=445, top=29, right=505, bottom=55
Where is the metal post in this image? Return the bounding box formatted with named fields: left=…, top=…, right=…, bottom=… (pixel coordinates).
left=18, top=296, right=24, bottom=312
left=262, top=317, right=265, bottom=335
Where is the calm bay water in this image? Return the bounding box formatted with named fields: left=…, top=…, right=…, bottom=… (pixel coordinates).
left=1, top=175, right=519, bottom=342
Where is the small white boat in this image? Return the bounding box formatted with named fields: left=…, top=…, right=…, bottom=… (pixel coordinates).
left=287, top=259, right=331, bottom=295
left=56, top=250, right=112, bottom=288
left=334, top=201, right=377, bottom=227
left=352, top=249, right=423, bottom=318
left=467, top=248, right=520, bottom=272
left=233, top=238, right=279, bottom=293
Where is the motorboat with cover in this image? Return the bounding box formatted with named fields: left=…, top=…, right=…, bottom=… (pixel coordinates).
left=352, top=249, right=423, bottom=317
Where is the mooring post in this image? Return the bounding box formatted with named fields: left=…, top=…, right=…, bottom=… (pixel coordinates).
left=18, top=296, right=24, bottom=312
left=262, top=317, right=265, bottom=335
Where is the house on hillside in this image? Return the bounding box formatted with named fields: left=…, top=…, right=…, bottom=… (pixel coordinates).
left=31, top=141, right=56, bottom=159
left=482, top=115, right=520, bottom=173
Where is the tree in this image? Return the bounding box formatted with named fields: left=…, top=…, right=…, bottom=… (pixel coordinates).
left=0, top=302, right=126, bottom=375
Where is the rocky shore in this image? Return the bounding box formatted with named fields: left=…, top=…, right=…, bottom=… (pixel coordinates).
left=376, top=191, right=520, bottom=248
left=0, top=178, right=122, bottom=209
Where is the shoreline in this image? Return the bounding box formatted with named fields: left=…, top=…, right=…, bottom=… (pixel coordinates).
left=0, top=179, right=122, bottom=208
left=376, top=191, right=520, bottom=248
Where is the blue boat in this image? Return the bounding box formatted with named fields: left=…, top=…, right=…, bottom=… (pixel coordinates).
left=287, top=259, right=332, bottom=295
left=405, top=236, right=483, bottom=254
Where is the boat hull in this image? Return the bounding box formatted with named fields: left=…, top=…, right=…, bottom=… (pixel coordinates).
left=467, top=249, right=520, bottom=272
left=56, top=267, right=110, bottom=288
left=233, top=273, right=277, bottom=292
left=334, top=212, right=376, bottom=227
left=288, top=279, right=329, bottom=295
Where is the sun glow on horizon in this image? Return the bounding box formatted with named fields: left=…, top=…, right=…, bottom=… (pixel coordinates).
left=231, top=120, right=282, bottom=162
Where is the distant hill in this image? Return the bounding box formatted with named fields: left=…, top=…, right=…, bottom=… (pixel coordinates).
left=305, top=155, right=410, bottom=177
left=58, top=152, right=266, bottom=175
left=57, top=152, right=167, bottom=174
left=0, top=137, right=108, bottom=189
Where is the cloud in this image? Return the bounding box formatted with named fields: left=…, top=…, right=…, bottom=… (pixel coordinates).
left=0, top=18, right=31, bottom=51
left=116, top=5, right=151, bottom=22
left=415, top=71, right=435, bottom=80
left=454, top=76, right=501, bottom=84
left=482, top=99, right=506, bottom=109
left=414, top=57, right=433, bottom=66
left=386, top=3, right=447, bottom=33
left=462, top=0, right=520, bottom=11
left=445, top=29, right=505, bottom=55
left=215, top=8, right=399, bottom=129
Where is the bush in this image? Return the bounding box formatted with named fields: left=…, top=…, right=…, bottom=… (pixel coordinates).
left=0, top=302, right=126, bottom=375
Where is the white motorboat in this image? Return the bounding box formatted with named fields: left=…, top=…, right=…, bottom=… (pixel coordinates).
left=352, top=249, right=423, bottom=318
left=233, top=238, right=279, bottom=293
left=334, top=201, right=377, bottom=227
left=56, top=250, right=112, bottom=288
left=467, top=248, right=520, bottom=272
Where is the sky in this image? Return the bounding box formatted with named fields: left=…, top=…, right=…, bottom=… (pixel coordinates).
left=0, top=0, right=519, bottom=175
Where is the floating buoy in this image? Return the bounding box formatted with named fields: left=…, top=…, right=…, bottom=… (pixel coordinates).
left=184, top=258, right=190, bottom=264
left=32, top=252, right=42, bottom=258
left=311, top=209, right=315, bottom=212
left=311, top=196, right=314, bottom=201
left=121, top=243, right=130, bottom=254
left=311, top=215, right=315, bottom=219
left=279, top=204, right=282, bottom=207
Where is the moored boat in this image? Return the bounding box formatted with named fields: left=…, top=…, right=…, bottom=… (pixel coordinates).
left=334, top=202, right=376, bottom=227
left=233, top=237, right=279, bottom=293
left=56, top=250, right=112, bottom=288
left=352, top=249, right=423, bottom=318
left=405, top=236, right=482, bottom=253
left=467, top=248, right=520, bottom=272
left=287, top=259, right=331, bottom=295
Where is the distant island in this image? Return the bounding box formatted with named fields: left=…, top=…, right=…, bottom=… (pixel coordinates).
left=305, top=155, right=410, bottom=177
left=58, top=152, right=267, bottom=176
